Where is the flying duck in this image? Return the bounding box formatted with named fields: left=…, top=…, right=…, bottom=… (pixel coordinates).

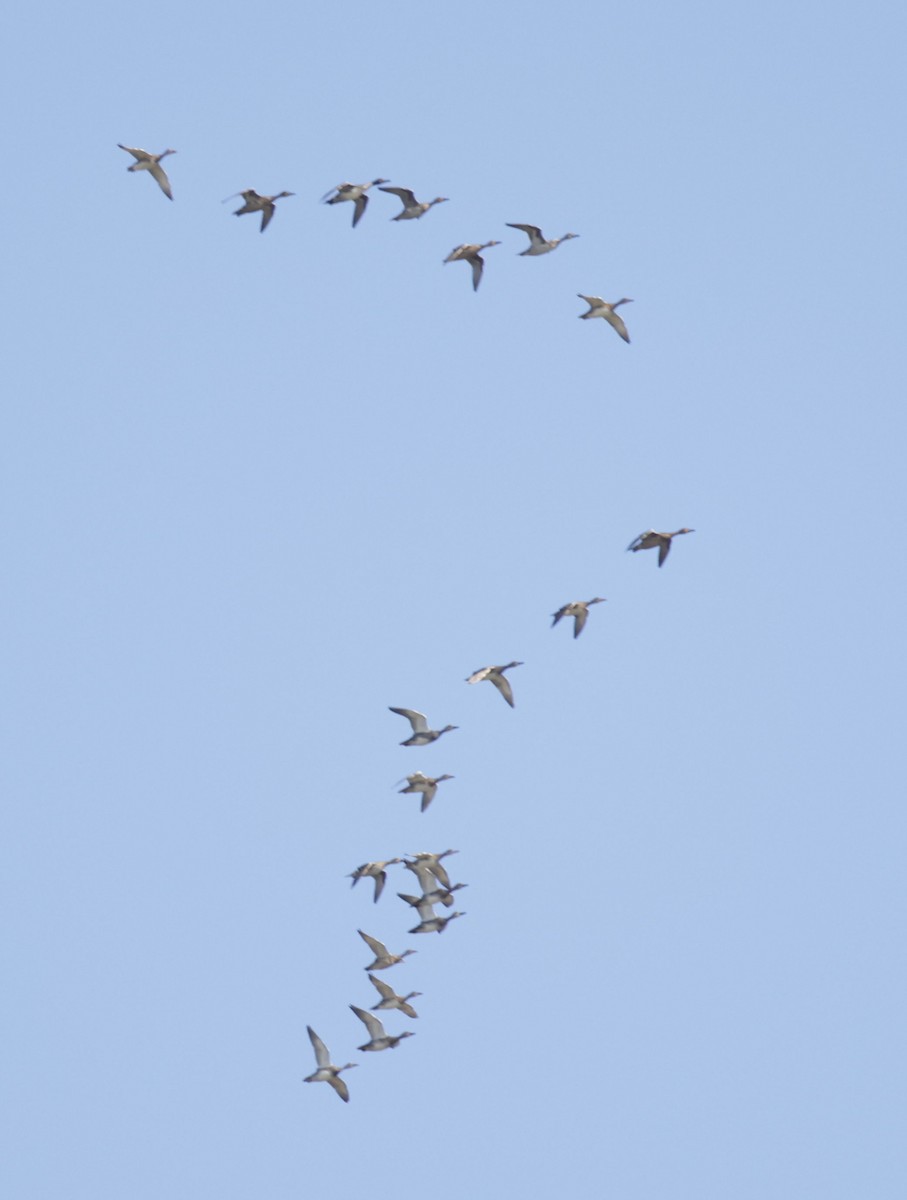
left=443, top=241, right=501, bottom=291
left=226, top=189, right=294, bottom=232
left=303, top=1026, right=356, bottom=1102
left=358, top=929, right=416, bottom=971
left=389, top=708, right=458, bottom=747
left=347, top=859, right=403, bottom=903
left=577, top=295, right=633, bottom=342
left=408, top=900, right=466, bottom=935
left=506, top=223, right=579, bottom=255
left=627, top=528, right=695, bottom=566
left=117, top=144, right=176, bottom=200
left=551, top=598, right=607, bottom=639
left=398, top=772, right=455, bottom=812
left=379, top=186, right=448, bottom=220
left=465, top=661, right=523, bottom=708
left=350, top=1005, right=415, bottom=1052
left=367, top=973, right=422, bottom=1019
left=321, top=179, right=389, bottom=227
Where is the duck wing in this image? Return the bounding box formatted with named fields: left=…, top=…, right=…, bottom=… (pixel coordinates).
left=148, top=161, right=173, bottom=200
left=389, top=707, right=428, bottom=733
left=350, top=1005, right=385, bottom=1039
left=604, top=309, right=630, bottom=342
left=118, top=144, right=149, bottom=162
left=380, top=186, right=416, bottom=205
left=426, top=860, right=452, bottom=890
left=368, top=973, right=395, bottom=1002
left=404, top=862, right=436, bottom=894
left=490, top=671, right=515, bottom=707
left=507, top=222, right=543, bottom=239
left=307, top=1025, right=331, bottom=1069
left=358, top=929, right=387, bottom=957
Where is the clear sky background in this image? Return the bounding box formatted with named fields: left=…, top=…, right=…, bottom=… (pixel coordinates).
left=3, top=1, right=906, bottom=1197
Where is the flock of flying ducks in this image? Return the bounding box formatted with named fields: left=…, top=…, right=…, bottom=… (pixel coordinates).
left=301, top=530, right=695, bottom=1103
left=117, top=141, right=696, bottom=1101
left=304, top=850, right=467, bottom=1102
left=117, top=145, right=636, bottom=341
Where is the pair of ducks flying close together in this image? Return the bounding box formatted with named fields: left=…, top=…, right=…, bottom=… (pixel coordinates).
left=552, top=530, right=694, bottom=635
left=388, top=664, right=521, bottom=748
left=322, top=179, right=449, bottom=226
left=117, top=146, right=294, bottom=231
left=440, top=225, right=578, bottom=295
left=303, top=1015, right=406, bottom=1104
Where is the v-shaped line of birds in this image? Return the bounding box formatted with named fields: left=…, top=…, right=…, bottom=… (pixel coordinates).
left=117, top=145, right=635, bottom=341
left=303, top=528, right=695, bottom=1102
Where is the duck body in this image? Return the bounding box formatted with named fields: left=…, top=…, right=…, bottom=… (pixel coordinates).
left=348, top=858, right=403, bottom=902
left=398, top=883, right=464, bottom=910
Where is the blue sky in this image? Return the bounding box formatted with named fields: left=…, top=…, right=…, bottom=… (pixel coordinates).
left=3, top=1, right=906, bottom=1197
